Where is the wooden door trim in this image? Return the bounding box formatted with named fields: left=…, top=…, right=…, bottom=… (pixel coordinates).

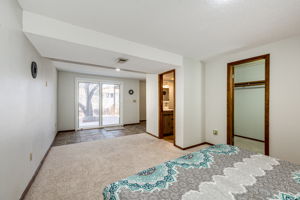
left=227, top=54, right=270, bottom=155
left=265, top=55, right=270, bottom=155
left=158, top=69, right=176, bottom=146
left=227, top=64, right=234, bottom=145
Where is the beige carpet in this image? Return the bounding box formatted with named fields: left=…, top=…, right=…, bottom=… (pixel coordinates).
left=25, top=133, right=209, bottom=200
left=234, top=136, right=264, bottom=154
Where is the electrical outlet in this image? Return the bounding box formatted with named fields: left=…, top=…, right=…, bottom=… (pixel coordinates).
left=213, top=130, right=218, bottom=135
left=30, top=153, right=33, bottom=161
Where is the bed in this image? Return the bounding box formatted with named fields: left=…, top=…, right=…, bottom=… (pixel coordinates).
left=103, top=144, right=300, bottom=200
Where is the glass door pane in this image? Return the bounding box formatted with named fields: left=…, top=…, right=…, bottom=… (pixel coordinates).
left=102, top=84, right=120, bottom=126
left=78, top=82, right=100, bottom=128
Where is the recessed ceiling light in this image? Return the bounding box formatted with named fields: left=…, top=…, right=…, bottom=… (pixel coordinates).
left=116, top=68, right=121, bottom=72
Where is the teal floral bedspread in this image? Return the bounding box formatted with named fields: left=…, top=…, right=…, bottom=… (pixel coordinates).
left=103, top=144, right=300, bottom=200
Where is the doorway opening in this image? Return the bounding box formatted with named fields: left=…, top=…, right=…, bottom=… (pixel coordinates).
left=159, top=70, right=175, bottom=144
left=76, top=79, right=122, bottom=130
left=227, top=54, right=270, bottom=155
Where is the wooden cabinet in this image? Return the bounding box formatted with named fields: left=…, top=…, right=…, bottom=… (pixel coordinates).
left=163, top=111, right=174, bottom=135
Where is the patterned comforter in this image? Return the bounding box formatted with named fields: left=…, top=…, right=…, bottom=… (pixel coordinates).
left=103, top=144, right=300, bottom=200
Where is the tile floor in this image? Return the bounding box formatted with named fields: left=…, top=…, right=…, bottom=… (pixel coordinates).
left=163, top=135, right=175, bottom=143
left=53, top=121, right=146, bottom=146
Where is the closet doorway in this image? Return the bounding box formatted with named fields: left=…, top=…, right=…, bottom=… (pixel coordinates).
left=159, top=70, right=175, bottom=144
left=227, top=54, right=270, bottom=155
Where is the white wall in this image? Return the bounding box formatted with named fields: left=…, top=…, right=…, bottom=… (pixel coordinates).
left=175, top=65, right=185, bottom=146
left=139, top=80, right=146, bottom=121
left=205, top=35, right=300, bottom=164
left=234, top=87, right=265, bottom=141
left=0, top=1, right=58, bottom=199
left=57, top=71, right=140, bottom=131
left=146, top=74, right=159, bottom=136
left=146, top=57, right=205, bottom=147
left=180, top=58, right=205, bottom=147
left=234, top=60, right=265, bottom=83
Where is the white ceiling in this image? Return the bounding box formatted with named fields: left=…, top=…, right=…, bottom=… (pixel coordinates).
left=19, top=0, right=300, bottom=60
left=22, top=11, right=181, bottom=79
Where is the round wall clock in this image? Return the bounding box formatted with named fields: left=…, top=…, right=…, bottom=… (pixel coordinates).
left=31, top=61, right=38, bottom=79
left=128, top=89, right=134, bottom=95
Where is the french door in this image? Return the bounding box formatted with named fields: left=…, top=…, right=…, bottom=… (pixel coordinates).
left=77, top=80, right=121, bottom=130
